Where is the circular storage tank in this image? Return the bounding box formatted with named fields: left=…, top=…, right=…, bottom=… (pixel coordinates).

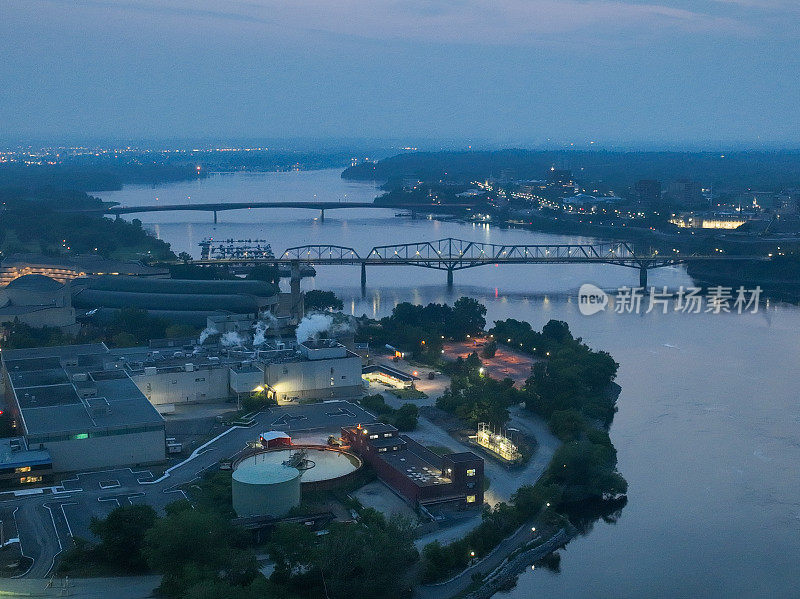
left=231, top=461, right=301, bottom=518
left=236, top=448, right=361, bottom=484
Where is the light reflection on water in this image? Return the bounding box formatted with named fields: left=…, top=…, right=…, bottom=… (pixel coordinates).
left=99, top=171, right=800, bottom=599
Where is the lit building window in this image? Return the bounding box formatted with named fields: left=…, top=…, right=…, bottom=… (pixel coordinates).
left=15, top=466, right=31, bottom=473
left=466, top=495, right=476, bottom=503
left=466, top=469, right=476, bottom=477
left=20, top=476, right=42, bottom=484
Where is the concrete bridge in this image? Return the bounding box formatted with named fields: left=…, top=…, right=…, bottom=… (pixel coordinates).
left=177, top=237, right=767, bottom=289
left=65, top=201, right=475, bottom=223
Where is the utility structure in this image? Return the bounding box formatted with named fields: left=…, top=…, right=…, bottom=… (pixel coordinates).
left=177, top=237, right=766, bottom=292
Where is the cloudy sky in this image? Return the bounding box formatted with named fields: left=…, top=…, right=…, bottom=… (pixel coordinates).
left=1, top=0, right=798, bottom=146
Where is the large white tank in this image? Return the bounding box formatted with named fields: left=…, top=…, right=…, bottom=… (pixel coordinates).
left=232, top=460, right=301, bottom=518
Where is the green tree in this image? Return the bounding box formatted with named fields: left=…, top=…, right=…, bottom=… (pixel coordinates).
left=481, top=340, right=497, bottom=358
left=449, top=297, right=487, bottom=339
left=304, top=290, right=344, bottom=312
left=89, top=504, right=158, bottom=573
left=144, top=505, right=258, bottom=598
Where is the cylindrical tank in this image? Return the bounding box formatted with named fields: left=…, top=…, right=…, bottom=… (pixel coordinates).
left=231, top=461, right=301, bottom=518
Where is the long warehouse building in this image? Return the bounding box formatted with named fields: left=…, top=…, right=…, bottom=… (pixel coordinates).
left=0, top=343, right=166, bottom=473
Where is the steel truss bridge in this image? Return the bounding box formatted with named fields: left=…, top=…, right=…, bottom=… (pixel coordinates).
left=182, top=237, right=766, bottom=288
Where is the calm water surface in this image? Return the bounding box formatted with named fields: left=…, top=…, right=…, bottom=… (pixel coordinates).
left=99, top=171, right=800, bottom=599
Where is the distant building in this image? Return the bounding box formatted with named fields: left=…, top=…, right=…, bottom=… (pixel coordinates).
left=0, top=274, right=79, bottom=334
left=0, top=254, right=167, bottom=286
left=669, top=211, right=748, bottom=230
left=0, top=343, right=166, bottom=473
left=666, top=179, right=703, bottom=207
left=342, top=423, right=484, bottom=508
left=546, top=168, right=575, bottom=196
left=635, top=179, right=662, bottom=206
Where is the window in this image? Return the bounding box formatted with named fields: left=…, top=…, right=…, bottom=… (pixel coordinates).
left=74, top=433, right=89, bottom=440
left=341, top=375, right=346, bottom=379
left=195, top=377, right=205, bottom=382
left=20, top=476, right=42, bottom=484
left=378, top=447, right=387, bottom=453
left=466, top=495, right=476, bottom=503
left=466, top=468, right=476, bottom=477
left=15, top=466, right=31, bottom=473
left=369, top=434, right=379, bottom=439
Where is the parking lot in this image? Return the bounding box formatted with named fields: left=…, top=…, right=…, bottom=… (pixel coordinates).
left=0, top=400, right=379, bottom=579
left=443, top=337, right=537, bottom=387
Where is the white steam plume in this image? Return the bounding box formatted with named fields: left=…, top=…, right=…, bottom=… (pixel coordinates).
left=221, top=331, right=245, bottom=347
left=253, top=312, right=279, bottom=346
left=199, top=325, right=218, bottom=344
left=295, top=313, right=333, bottom=344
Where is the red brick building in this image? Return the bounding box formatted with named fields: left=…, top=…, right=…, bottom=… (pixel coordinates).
left=342, top=423, right=484, bottom=508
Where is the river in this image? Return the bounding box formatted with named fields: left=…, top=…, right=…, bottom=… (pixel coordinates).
left=98, top=170, right=800, bottom=599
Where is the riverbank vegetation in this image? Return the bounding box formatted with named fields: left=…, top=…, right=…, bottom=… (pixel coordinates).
left=0, top=188, right=175, bottom=260
left=490, top=318, right=620, bottom=427
left=356, top=296, right=487, bottom=359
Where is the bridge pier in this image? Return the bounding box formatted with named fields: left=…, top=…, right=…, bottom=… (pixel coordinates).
left=446, top=268, right=454, bottom=289
left=213, top=210, right=217, bottom=225
left=360, top=263, right=367, bottom=295
left=639, top=266, right=648, bottom=288
left=319, top=209, right=325, bottom=222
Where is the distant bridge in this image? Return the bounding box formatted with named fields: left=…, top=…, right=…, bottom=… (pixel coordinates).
left=65, top=201, right=474, bottom=223
left=177, top=237, right=767, bottom=288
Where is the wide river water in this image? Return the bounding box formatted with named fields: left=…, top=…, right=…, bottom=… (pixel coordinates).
left=99, top=170, right=800, bottom=599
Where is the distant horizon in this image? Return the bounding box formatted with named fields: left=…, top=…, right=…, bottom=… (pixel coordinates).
left=3, top=137, right=800, bottom=154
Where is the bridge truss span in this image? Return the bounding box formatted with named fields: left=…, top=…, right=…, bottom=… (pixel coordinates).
left=280, top=245, right=362, bottom=263
left=364, top=237, right=643, bottom=270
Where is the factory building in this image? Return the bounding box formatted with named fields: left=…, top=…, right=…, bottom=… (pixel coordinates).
left=342, top=423, right=484, bottom=508
left=261, top=340, right=363, bottom=403
left=103, top=338, right=362, bottom=411
left=72, top=275, right=283, bottom=327
left=0, top=344, right=166, bottom=473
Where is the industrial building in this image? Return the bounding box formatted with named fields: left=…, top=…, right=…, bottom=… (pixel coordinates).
left=262, top=339, right=363, bottom=403
left=103, top=338, right=363, bottom=411
left=72, top=275, right=286, bottom=327
left=0, top=436, right=54, bottom=488
left=0, top=274, right=79, bottom=334
left=342, top=423, right=484, bottom=508
left=0, top=343, right=166, bottom=473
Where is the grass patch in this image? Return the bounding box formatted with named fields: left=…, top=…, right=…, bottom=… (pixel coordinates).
left=387, top=387, right=428, bottom=400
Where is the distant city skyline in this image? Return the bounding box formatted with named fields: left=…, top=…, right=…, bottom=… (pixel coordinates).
left=2, top=0, right=799, bottom=146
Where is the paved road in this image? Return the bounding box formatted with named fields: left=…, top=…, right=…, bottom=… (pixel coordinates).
left=0, top=401, right=374, bottom=579
left=415, top=521, right=547, bottom=599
